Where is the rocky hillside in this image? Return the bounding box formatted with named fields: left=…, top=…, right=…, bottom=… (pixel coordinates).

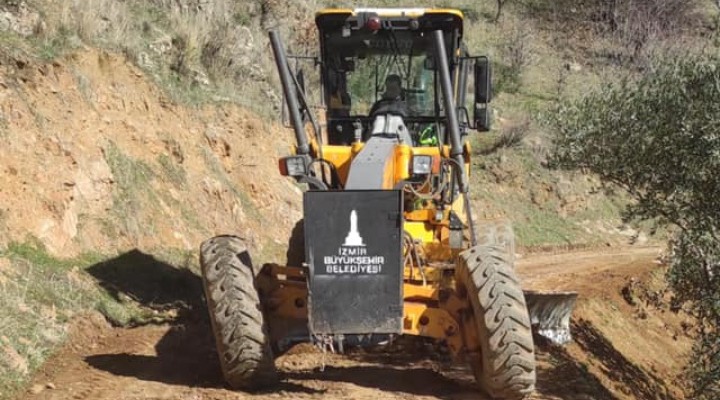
left=0, top=48, right=301, bottom=258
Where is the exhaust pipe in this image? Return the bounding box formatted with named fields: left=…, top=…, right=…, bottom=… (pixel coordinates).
left=432, top=30, right=477, bottom=244
left=431, top=30, right=467, bottom=193
left=269, top=30, right=310, bottom=155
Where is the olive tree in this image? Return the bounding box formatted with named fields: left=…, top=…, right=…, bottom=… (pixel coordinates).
left=550, top=53, right=720, bottom=398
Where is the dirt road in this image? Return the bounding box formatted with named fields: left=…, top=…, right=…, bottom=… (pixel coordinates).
left=21, top=246, right=678, bottom=400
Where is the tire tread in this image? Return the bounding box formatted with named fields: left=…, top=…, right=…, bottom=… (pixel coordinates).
left=200, top=235, right=277, bottom=389
left=458, top=222, right=536, bottom=399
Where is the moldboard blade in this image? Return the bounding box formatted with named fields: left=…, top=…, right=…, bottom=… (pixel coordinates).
left=523, top=290, right=579, bottom=345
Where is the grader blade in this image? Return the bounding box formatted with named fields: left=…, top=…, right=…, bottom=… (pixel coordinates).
left=523, top=290, right=578, bottom=345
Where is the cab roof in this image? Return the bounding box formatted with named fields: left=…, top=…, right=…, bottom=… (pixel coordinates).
left=316, top=8, right=464, bottom=19
left=316, top=8, right=464, bottom=34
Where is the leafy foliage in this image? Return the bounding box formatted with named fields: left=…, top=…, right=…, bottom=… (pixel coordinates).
left=550, top=52, right=720, bottom=398
left=669, top=230, right=720, bottom=398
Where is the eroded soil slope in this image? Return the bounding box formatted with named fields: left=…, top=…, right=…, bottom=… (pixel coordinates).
left=0, top=49, right=301, bottom=259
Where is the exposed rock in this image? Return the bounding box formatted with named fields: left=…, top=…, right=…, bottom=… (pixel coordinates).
left=0, top=1, right=41, bottom=37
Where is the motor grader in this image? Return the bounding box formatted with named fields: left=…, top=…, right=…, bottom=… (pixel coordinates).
left=199, top=8, right=576, bottom=400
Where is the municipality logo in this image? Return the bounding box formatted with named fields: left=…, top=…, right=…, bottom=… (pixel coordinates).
left=343, top=209, right=365, bottom=247
left=323, top=209, right=385, bottom=274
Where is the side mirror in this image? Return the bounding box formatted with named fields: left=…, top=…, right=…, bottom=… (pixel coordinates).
left=474, top=56, right=492, bottom=103
left=475, top=106, right=491, bottom=132
left=474, top=57, right=492, bottom=132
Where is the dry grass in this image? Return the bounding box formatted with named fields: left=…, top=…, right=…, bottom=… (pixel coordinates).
left=31, top=0, right=288, bottom=113
left=494, top=16, right=537, bottom=93
left=0, top=240, right=188, bottom=399
left=60, top=0, right=132, bottom=44
left=0, top=242, right=102, bottom=398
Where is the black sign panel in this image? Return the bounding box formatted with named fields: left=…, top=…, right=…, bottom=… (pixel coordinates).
left=304, top=190, right=403, bottom=335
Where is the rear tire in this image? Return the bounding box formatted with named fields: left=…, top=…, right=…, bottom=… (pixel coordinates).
left=200, top=235, right=277, bottom=389
left=457, top=224, right=535, bottom=399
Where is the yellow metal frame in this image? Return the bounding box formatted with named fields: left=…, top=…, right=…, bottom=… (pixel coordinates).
left=270, top=139, right=478, bottom=358
left=263, top=265, right=475, bottom=357
left=272, top=6, right=475, bottom=356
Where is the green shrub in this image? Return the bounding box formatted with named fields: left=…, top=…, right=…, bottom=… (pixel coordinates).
left=550, top=51, right=720, bottom=398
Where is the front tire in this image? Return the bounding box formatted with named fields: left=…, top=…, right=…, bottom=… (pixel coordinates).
left=457, top=224, right=536, bottom=399
left=200, top=235, right=277, bottom=389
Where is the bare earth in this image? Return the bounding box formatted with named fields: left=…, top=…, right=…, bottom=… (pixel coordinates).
left=20, top=246, right=690, bottom=400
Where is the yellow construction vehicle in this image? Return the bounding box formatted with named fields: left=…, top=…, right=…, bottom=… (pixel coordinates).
left=199, top=8, right=576, bottom=400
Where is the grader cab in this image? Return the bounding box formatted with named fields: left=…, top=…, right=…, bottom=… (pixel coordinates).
left=199, top=8, right=577, bottom=400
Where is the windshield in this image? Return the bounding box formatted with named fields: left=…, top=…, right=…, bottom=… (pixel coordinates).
left=324, top=30, right=447, bottom=118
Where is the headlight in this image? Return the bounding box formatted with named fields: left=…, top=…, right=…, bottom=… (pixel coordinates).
left=279, top=156, right=307, bottom=177
left=412, top=155, right=433, bottom=175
